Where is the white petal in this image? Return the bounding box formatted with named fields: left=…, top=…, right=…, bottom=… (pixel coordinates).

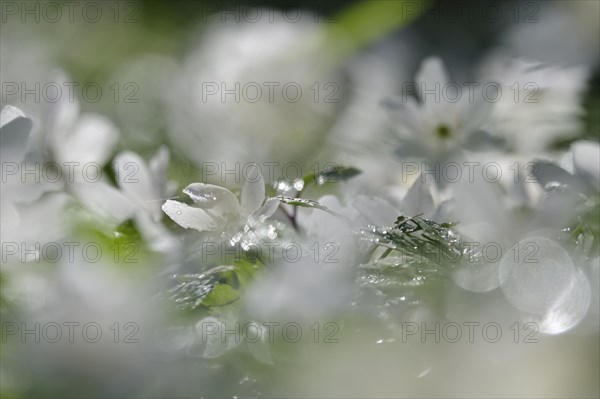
left=149, top=145, right=170, bottom=197
left=462, top=98, right=493, bottom=133
left=416, top=57, right=449, bottom=98
left=532, top=160, right=585, bottom=192
left=57, top=114, right=118, bottom=168
left=45, top=71, right=80, bottom=150
left=134, top=210, right=180, bottom=253
left=385, top=96, right=423, bottom=138
left=250, top=197, right=279, bottom=224
left=162, top=199, right=218, bottom=231
left=401, top=175, right=434, bottom=217
left=10, top=192, right=73, bottom=243
left=183, top=183, right=241, bottom=221
left=241, top=164, right=265, bottom=216
left=352, top=195, right=398, bottom=226
left=71, top=180, right=135, bottom=225
left=114, top=151, right=166, bottom=221
left=572, top=140, right=600, bottom=191
left=1, top=105, right=26, bottom=127
left=1, top=105, right=33, bottom=163
left=416, top=57, right=453, bottom=122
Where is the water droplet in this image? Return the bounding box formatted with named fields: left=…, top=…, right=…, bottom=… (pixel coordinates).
left=267, top=225, right=277, bottom=239
left=293, top=180, right=305, bottom=191
left=276, top=180, right=292, bottom=193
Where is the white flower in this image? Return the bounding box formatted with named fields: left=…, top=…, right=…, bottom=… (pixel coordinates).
left=1, top=106, right=73, bottom=245
left=29, top=71, right=136, bottom=226
left=114, top=147, right=173, bottom=223
left=168, top=14, right=343, bottom=170
left=114, top=147, right=180, bottom=253
left=568, top=140, right=600, bottom=193
left=162, top=165, right=279, bottom=239
left=388, top=57, right=492, bottom=161
left=535, top=140, right=600, bottom=194
left=37, top=71, right=119, bottom=176
left=1, top=74, right=130, bottom=231
left=1, top=105, right=32, bottom=163
left=1, top=105, right=33, bottom=231
left=482, top=56, right=589, bottom=153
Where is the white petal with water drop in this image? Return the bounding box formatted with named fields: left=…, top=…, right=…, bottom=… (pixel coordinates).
left=183, top=183, right=241, bottom=220
left=162, top=200, right=218, bottom=231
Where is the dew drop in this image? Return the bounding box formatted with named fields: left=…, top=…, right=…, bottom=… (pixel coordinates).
left=293, top=180, right=305, bottom=191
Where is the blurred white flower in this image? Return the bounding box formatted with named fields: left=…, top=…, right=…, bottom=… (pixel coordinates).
left=566, top=140, right=600, bottom=193
left=1, top=106, right=72, bottom=245
left=1, top=105, right=32, bottom=163
left=245, top=252, right=353, bottom=322
left=388, top=57, right=493, bottom=162
left=162, top=165, right=279, bottom=241
left=32, top=71, right=118, bottom=174
left=168, top=13, right=345, bottom=172
left=531, top=140, right=599, bottom=230
left=27, top=71, right=136, bottom=226
left=1, top=105, right=34, bottom=232
left=327, top=40, right=412, bottom=194
left=481, top=56, right=589, bottom=153
left=114, top=147, right=180, bottom=253
left=533, top=140, right=599, bottom=195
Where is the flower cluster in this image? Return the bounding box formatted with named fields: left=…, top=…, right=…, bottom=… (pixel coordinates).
left=1, top=1, right=599, bottom=397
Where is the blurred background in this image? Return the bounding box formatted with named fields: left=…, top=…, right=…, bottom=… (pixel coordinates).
left=1, top=0, right=599, bottom=398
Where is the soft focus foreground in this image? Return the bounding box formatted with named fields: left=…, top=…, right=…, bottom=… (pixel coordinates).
left=1, top=1, right=599, bottom=398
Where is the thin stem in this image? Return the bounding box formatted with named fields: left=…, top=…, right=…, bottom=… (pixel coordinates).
left=378, top=247, right=393, bottom=260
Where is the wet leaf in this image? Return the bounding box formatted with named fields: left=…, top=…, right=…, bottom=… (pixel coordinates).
left=201, top=284, right=240, bottom=307
left=303, top=166, right=361, bottom=186
left=275, top=196, right=339, bottom=216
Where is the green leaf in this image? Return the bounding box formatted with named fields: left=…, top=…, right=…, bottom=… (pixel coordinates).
left=201, top=284, right=240, bottom=307
left=303, top=165, right=361, bottom=186
left=363, top=215, right=474, bottom=266
left=275, top=196, right=339, bottom=216
left=233, top=259, right=265, bottom=287
left=71, top=218, right=150, bottom=269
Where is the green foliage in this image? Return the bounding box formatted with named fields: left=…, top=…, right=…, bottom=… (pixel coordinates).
left=302, top=165, right=361, bottom=186
left=569, top=195, right=600, bottom=259
left=201, top=284, right=240, bottom=307
left=362, top=215, right=469, bottom=266
left=165, top=260, right=265, bottom=312
left=70, top=218, right=151, bottom=269
left=355, top=215, right=472, bottom=317
left=275, top=196, right=338, bottom=216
